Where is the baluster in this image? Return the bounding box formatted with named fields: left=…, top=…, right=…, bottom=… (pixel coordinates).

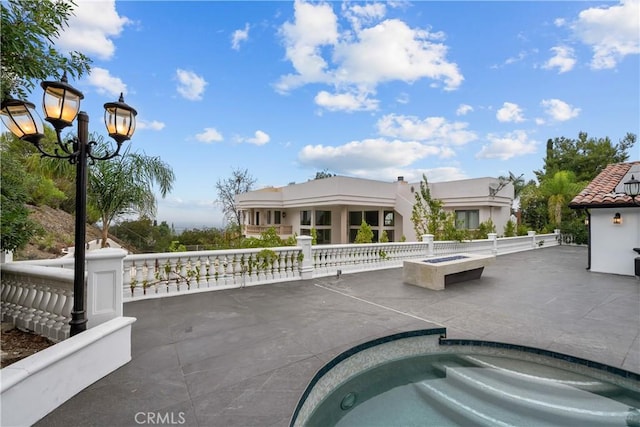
left=131, top=260, right=143, bottom=297
left=4, top=280, right=23, bottom=322
left=35, top=287, right=57, bottom=335
left=18, top=282, right=42, bottom=331
left=28, top=284, right=51, bottom=332
left=1, top=278, right=17, bottom=320
left=56, top=288, right=73, bottom=341
left=43, top=287, right=65, bottom=340
left=9, top=281, right=31, bottom=325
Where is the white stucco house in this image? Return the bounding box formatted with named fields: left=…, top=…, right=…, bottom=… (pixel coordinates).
left=235, top=176, right=514, bottom=244
left=569, top=161, right=640, bottom=277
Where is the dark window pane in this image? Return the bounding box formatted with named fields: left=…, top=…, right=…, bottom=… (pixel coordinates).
left=365, top=210, right=378, bottom=226
left=349, top=211, right=362, bottom=226
left=316, top=229, right=331, bottom=244
left=274, top=211, right=281, bottom=225
left=300, top=210, right=311, bottom=226
left=315, top=210, right=331, bottom=226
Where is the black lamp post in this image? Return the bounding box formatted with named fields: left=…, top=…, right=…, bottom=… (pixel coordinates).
left=623, top=175, right=640, bottom=206
left=1, top=73, right=137, bottom=336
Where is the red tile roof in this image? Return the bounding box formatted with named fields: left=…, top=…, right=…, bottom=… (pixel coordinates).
left=569, top=161, right=640, bottom=208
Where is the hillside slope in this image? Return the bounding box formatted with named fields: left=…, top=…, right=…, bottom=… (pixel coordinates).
left=15, top=205, right=109, bottom=260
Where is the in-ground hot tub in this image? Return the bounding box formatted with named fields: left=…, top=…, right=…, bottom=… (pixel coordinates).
left=290, top=329, right=640, bottom=426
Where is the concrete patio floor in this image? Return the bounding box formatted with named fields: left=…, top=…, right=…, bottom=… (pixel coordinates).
left=38, top=246, right=639, bottom=426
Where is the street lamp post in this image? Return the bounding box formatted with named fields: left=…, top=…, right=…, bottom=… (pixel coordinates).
left=1, top=73, right=137, bottom=336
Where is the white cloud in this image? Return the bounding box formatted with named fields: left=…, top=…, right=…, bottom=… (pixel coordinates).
left=496, top=102, right=525, bottom=123
left=231, top=24, right=250, bottom=50
left=456, top=104, right=473, bottom=116
left=376, top=114, right=477, bottom=146
left=476, top=131, right=538, bottom=160
left=87, top=67, right=127, bottom=97
left=277, top=0, right=339, bottom=91
left=554, top=18, right=567, bottom=27
left=543, top=46, right=576, bottom=73
left=195, top=127, right=223, bottom=143
left=572, top=0, right=639, bottom=69
left=332, top=19, right=463, bottom=90
left=176, top=69, right=207, bottom=101
left=137, top=120, right=165, bottom=131
left=314, top=90, right=379, bottom=112
left=342, top=2, right=387, bottom=31
left=54, top=0, right=131, bottom=60
left=276, top=1, right=463, bottom=106
left=298, top=138, right=441, bottom=173
left=540, top=98, right=581, bottom=121
left=246, top=130, right=270, bottom=145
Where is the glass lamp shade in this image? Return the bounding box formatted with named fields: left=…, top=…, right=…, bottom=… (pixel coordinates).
left=0, top=98, right=44, bottom=144
left=41, top=76, right=84, bottom=130
left=624, top=175, right=640, bottom=198
left=104, top=93, right=137, bottom=143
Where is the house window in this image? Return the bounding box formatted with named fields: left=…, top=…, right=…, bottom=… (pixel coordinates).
left=349, top=211, right=362, bottom=226
left=274, top=211, right=281, bottom=225
left=384, top=211, right=394, bottom=226
left=300, top=210, right=311, bottom=226
left=315, top=210, right=331, bottom=226
left=316, top=229, right=331, bottom=244
left=365, top=210, right=379, bottom=226
left=456, top=210, right=480, bottom=229
left=267, top=210, right=272, bottom=224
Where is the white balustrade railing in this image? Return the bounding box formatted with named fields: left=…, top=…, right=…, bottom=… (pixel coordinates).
left=1, top=264, right=74, bottom=342
left=123, top=246, right=305, bottom=300
left=2, top=231, right=561, bottom=328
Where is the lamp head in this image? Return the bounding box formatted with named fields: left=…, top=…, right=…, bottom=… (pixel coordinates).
left=41, top=72, right=84, bottom=131
left=0, top=98, right=45, bottom=145
left=623, top=175, right=640, bottom=205
left=104, top=93, right=137, bottom=144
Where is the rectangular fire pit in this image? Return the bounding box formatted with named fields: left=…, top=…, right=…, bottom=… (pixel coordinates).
left=403, top=253, right=495, bottom=291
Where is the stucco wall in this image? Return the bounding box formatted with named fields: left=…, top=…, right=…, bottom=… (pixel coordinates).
left=590, top=207, right=640, bottom=276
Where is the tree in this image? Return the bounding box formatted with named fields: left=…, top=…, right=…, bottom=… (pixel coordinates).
left=355, top=221, right=373, bottom=243
left=1, top=0, right=91, bottom=99
left=88, top=143, right=175, bottom=247
left=535, top=132, right=635, bottom=182
left=0, top=143, right=41, bottom=251
left=411, top=174, right=447, bottom=239
left=519, top=182, right=548, bottom=232
left=498, top=171, right=525, bottom=205
left=539, top=171, right=585, bottom=228
left=215, top=168, right=256, bottom=227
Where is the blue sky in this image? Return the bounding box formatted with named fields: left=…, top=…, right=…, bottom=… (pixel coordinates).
left=20, top=0, right=640, bottom=229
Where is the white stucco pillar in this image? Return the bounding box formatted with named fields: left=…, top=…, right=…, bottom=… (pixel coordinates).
left=296, top=235, right=313, bottom=280
left=422, top=234, right=435, bottom=256
left=1, top=251, right=13, bottom=263
left=487, top=233, right=498, bottom=255
left=85, top=248, right=127, bottom=328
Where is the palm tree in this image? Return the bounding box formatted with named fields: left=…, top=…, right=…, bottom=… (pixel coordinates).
left=539, top=170, right=584, bottom=227
left=88, top=144, right=175, bottom=247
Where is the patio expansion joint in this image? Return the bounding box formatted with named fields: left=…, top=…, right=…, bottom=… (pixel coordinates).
left=312, top=282, right=445, bottom=328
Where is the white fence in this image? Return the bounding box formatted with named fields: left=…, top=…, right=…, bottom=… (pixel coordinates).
left=1, top=231, right=561, bottom=333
